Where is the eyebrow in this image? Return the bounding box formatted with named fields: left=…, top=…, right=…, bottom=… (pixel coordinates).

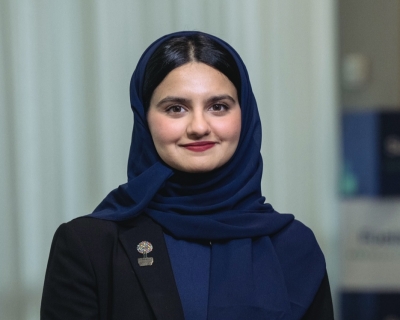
left=207, top=94, right=236, bottom=104
left=156, top=96, right=189, bottom=107
left=155, top=94, right=237, bottom=107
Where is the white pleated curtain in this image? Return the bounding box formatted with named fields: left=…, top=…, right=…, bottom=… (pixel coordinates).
left=0, top=1, right=339, bottom=319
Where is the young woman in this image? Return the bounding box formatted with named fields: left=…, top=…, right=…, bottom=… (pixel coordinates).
left=41, top=31, right=334, bottom=320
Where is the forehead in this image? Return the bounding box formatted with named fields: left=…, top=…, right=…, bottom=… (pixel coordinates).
left=151, top=62, right=238, bottom=100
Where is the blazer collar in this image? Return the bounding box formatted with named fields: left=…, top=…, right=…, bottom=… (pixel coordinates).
left=119, top=216, right=185, bottom=320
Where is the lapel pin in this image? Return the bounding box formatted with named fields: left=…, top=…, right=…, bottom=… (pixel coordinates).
left=137, top=241, right=154, bottom=266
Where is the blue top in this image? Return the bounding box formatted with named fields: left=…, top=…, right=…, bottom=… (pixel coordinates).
left=164, top=233, right=210, bottom=320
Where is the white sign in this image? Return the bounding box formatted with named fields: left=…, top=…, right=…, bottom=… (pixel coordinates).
left=341, top=199, right=400, bottom=290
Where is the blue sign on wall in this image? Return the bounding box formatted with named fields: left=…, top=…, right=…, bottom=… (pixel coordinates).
left=341, top=111, right=400, bottom=196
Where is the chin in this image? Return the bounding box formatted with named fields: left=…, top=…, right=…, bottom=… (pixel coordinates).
left=178, top=167, right=215, bottom=173
left=172, top=163, right=221, bottom=173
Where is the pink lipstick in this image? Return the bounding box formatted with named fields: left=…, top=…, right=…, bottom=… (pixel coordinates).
left=182, top=141, right=216, bottom=152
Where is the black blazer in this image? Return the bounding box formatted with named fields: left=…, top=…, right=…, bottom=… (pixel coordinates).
left=41, top=216, right=334, bottom=320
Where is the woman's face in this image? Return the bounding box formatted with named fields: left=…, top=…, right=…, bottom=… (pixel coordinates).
left=147, top=62, right=241, bottom=173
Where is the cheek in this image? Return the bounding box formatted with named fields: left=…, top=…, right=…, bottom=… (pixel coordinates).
left=148, top=116, right=182, bottom=147
left=216, top=115, right=241, bottom=143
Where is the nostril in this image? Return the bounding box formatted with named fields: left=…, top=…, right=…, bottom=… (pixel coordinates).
left=187, top=117, right=211, bottom=137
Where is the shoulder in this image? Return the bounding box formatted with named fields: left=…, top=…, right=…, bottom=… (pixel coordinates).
left=59, top=214, right=151, bottom=237
left=60, top=216, right=120, bottom=237
left=271, top=219, right=321, bottom=255
left=270, top=219, right=326, bottom=289
left=52, top=215, right=153, bottom=256
left=52, top=217, right=118, bottom=250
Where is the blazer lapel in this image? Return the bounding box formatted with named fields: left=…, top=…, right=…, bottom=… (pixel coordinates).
left=119, top=217, right=185, bottom=320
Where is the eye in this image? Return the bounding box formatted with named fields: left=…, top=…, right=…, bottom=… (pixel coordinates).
left=209, top=104, right=228, bottom=112
left=166, top=105, right=186, bottom=113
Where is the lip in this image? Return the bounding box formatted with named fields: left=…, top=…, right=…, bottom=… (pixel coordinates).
left=181, top=141, right=216, bottom=152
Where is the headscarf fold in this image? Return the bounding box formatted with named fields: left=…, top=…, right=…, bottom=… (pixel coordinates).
left=90, top=31, right=325, bottom=319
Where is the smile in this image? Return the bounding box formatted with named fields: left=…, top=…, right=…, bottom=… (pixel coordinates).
left=181, top=141, right=216, bottom=152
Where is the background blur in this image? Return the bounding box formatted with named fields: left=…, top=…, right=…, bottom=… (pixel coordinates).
left=0, top=0, right=398, bottom=319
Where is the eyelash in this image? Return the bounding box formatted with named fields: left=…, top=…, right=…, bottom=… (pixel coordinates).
left=165, top=103, right=229, bottom=114
left=209, top=104, right=229, bottom=112
left=165, top=105, right=186, bottom=113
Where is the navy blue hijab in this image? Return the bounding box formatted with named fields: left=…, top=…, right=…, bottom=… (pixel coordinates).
left=90, top=31, right=326, bottom=319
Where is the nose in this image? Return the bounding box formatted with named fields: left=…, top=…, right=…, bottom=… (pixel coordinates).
left=186, top=110, right=211, bottom=138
